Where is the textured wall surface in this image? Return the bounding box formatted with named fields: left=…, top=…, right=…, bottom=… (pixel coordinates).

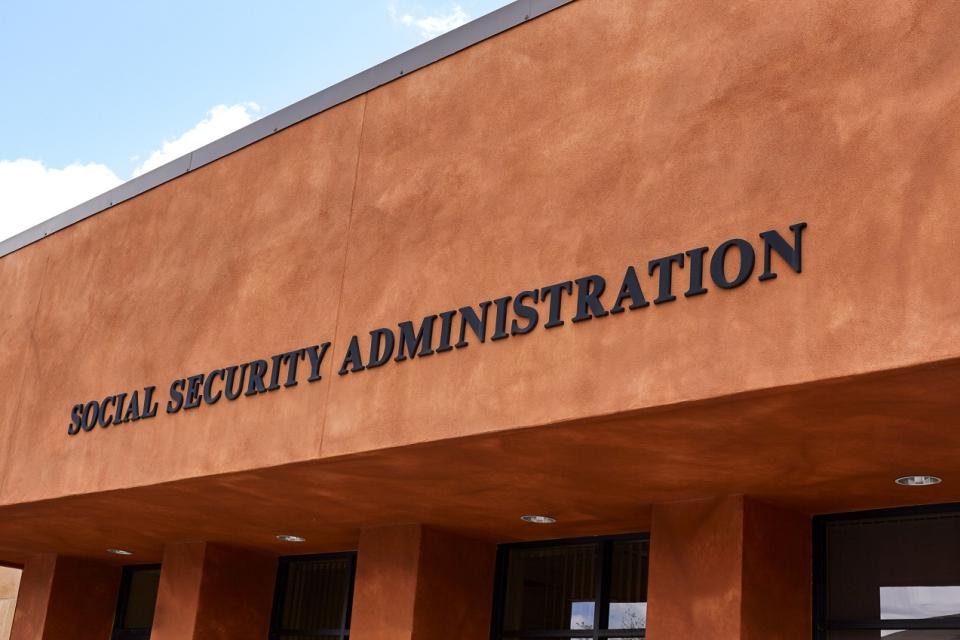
left=0, top=2, right=957, bottom=637
left=1, top=0, right=958, bottom=507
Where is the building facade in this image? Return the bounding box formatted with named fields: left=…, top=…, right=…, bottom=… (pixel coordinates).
left=1, top=0, right=960, bottom=638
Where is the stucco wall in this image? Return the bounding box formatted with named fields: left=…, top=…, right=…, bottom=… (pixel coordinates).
left=1, top=0, right=959, bottom=506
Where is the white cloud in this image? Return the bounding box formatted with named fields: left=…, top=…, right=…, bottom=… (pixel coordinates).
left=0, top=159, right=123, bottom=242
left=389, top=2, right=471, bottom=40
left=133, top=102, right=260, bottom=177
left=0, top=102, right=262, bottom=243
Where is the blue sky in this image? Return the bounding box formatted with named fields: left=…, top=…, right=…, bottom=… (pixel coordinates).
left=0, top=1, right=511, bottom=241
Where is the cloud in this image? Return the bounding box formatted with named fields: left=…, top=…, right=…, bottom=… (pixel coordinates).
left=0, top=102, right=262, bottom=243
left=133, top=102, right=260, bottom=177
left=0, top=159, right=123, bottom=242
left=389, top=2, right=471, bottom=40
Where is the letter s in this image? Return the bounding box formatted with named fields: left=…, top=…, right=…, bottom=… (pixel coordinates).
left=166, top=379, right=185, bottom=414
left=68, top=404, right=83, bottom=436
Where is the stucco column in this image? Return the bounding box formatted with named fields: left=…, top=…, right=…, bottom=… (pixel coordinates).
left=645, top=496, right=810, bottom=639
left=350, top=524, right=496, bottom=640
left=9, top=554, right=119, bottom=640
left=150, top=542, right=276, bottom=640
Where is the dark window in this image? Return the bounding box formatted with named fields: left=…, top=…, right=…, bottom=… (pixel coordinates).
left=112, top=564, right=161, bottom=640
left=492, top=534, right=648, bottom=639
left=269, top=552, right=356, bottom=640
left=815, top=504, right=960, bottom=639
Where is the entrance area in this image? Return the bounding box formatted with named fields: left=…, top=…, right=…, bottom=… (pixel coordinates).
left=491, top=534, right=648, bottom=639
left=816, top=505, right=960, bottom=639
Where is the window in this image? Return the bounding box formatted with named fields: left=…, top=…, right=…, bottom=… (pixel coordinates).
left=492, top=534, right=649, bottom=639
left=112, top=565, right=161, bottom=640
left=269, top=552, right=356, bottom=640
left=815, top=504, right=960, bottom=639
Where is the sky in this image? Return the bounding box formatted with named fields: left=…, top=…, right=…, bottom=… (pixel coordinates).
left=0, top=1, right=512, bottom=243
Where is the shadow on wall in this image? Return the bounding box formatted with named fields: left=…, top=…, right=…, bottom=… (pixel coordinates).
left=0, top=567, right=21, bottom=640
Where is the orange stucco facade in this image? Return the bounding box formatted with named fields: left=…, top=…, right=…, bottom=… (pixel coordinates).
left=1, top=0, right=959, bottom=638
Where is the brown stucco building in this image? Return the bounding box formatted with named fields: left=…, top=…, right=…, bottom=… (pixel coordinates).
left=2, top=1, right=960, bottom=638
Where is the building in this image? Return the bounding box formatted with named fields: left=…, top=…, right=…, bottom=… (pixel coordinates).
left=1, top=0, right=959, bottom=638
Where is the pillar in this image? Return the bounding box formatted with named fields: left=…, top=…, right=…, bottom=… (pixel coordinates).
left=9, top=554, right=120, bottom=640
left=350, top=524, right=496, bottom=640
left=645, top=495, right=810, bottom=640
left=740, top=498, right=811, bottom=640
left=150, top=542, right=276, bottom=640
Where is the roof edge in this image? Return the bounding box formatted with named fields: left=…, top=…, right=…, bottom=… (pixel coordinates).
left=0, top=0, right=573, bottom=259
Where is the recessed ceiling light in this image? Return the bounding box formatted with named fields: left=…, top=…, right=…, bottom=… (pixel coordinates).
left=276, top=534, right=306, bottom=542
left=895, top=475, right=942, bottom=486
left=107, top=548, right=133, bottom=556
left=521, top=515, right=556, bottom=524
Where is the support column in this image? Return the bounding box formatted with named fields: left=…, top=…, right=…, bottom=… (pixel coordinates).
left=9, top=554, right=120, bottom=640
left=645, top=496, right=810, bottom=640
left=350, top=524, right=496, bottom=640
left=740, top=498, right=811, bottom=640
left=150, top=542, right=276, bottom=640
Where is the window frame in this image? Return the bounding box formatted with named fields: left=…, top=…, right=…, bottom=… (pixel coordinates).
left=268, top=551, right=357, bottom=640
left=111, top=563, right=161, bottom=640
left=813, top=501, right=960, bottom=639
left=490, top=532, right=649, bottom=640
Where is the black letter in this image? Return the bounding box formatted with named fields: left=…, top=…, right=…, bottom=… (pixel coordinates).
left=69, top=404, right=83, bottom=436
left=245, top=360, right=268, bottom=396
left=204, top=370, right=224, bottom=404
left=710, top=239, right=755, bottom=289
left=98, top=396, right=115, bottom=428
left=267, top=353, right=288, bottom=391
left=142, top=386, right=158, bottom=418
left=759, top=222, right=807, bottom=281
left=166, top=380, right=185, bottom=414
left=685, top=246, right=709, bottom=297
left=224, top=365, right=247, bottom=401
left=368, top=328, right=396, bottom=368
left=572, top=275, right=609, bottom=322
left=610, top=267, right=649, bottom=313
left=82, top=401, right=99, bottom=431
left=114, top=393, right=127, bottom=424
left=436, top=310, right=457, bottom=353
left=456, top=302, right=491, bottom=348
left=511, top=290, right=540, bottom=334
left=648, top=253, right=684, bottom=304
left=123, top=391, right=141, bottom=422
left=305, top=343, right=331, bottom=382
left=184, top=374, right=205, bottom=409
left=339, top=336, right=366, bottom=375
left=284, top=349, right=306, bottom=387
left=396, top=316, right=437, bottom=362
left=540, top=282, right=573, bottom=328
left=491, top=297, right=511, bottom=341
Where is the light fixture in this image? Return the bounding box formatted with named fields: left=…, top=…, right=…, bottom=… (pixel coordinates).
left=276, top=534, right=306, bottom=542
left=107, top=548, right=133, bottom=556
left=521, top=515, right=556, bottom=524
left=895, top=475, right=942, bottom=486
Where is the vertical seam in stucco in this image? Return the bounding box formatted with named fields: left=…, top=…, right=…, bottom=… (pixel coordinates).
left=188, top=542, right=209, bottom=640
left=317, top=94, right=368, bottom=458
left=0, top=255, right=50, bottom=502
left=407, top=525, right=425, bottom=640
